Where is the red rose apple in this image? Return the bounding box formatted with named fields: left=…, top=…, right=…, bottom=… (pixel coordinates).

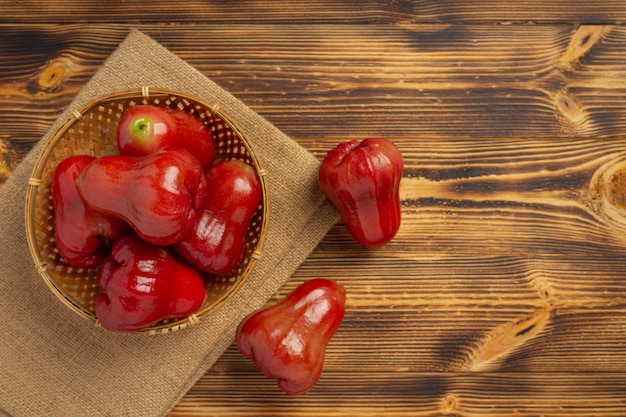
left=95, top=233, right=207, bottom=332
left=52, top=155, right=130, bottom=268
left=116, top=104, right=179, bottom=156
left=167, top=109, right=216, bottom=168
left=236, top=279, right=347, bottom=395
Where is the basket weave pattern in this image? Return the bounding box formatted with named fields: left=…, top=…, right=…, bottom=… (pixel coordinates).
left=25, top=88, right=268, bottom=334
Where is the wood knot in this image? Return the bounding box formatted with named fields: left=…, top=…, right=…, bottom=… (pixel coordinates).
left=29, top=56, right=78, bottom=94
left=468, top=305, right=551, bottom=372
left=441, top=394, right=458, bottom=413
left=589, top=155, right=626, bottom=233
left=557, top=25, right=609, bottom=71
left=529, top=272, right=555, bottom=300
left=554, top=91, right=589, bottom=132
left=605, top=169, right=626, bottom=211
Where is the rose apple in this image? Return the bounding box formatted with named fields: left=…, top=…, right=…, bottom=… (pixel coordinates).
left=236, top=279, right=346, bottom=395
left=116, top=104, right=179, bottom=156
left=95, top=233, right=207, bottom=332
left=51, top=155, right=130, bottom=268
left=167, top=109, right=216, bottom=168
left=76, top=146, right=208, bottom=246
left=172, top=160, right=261, bottom=274
left=318, top=138, right=403, bottom=248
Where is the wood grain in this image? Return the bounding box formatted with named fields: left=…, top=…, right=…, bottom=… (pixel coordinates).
left=2, top=1, right=626, bottom=24
left=5, top=23, right=626, bottom=184
left=172, top=370, right=626, bottom=416
left=2, top=4, right=626, bottom=415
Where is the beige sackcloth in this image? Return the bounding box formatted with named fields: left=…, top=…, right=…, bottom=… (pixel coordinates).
left=0, top=29, right=339, bottom=416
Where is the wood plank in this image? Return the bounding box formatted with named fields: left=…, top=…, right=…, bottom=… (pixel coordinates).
left=3, top=23, right=626, bottom=168
left=1, top=1, right=626, bottom=24
left=288, top=253, right=626, bottom=373
left=171, top=368, right=626, bottom=416
left=393, top=138, right=626, bottom=258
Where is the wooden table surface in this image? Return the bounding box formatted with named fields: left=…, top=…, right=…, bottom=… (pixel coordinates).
left=3, top=2, right=626, bottom=416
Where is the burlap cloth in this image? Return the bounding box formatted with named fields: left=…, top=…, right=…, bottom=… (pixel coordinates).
left=0, top=29, right=339, bottom=417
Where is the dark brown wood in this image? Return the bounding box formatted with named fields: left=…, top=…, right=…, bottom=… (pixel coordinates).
left=5, top=23, right=626, bottom=182
left=173, top=368, right=626, bottom=416
left=1, top=1, right=626, bottom=24
left=3, top=2, right=626, bottom=415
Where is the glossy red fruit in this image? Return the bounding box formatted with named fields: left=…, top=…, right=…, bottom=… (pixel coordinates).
left=317, top=138, right=403, bottom=248
left=236, top=279, right=346, bottom=395
left=172, top=160, right=261, bottom=274
left=95, top=233, right=207, bottom=332
left=116, top=104, right=179, bottom=156
left=77, top=146, right=207, bottom=246
left=51, top=155, right=130, bottom=268
left=167, top=109, right=215, bottom=168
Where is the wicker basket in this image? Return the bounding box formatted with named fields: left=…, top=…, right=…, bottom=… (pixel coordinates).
left=25, top=87, right=269, bottom=334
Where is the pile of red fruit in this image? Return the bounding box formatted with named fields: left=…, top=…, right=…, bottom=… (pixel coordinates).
left=51, top=104, right=261, bottom=332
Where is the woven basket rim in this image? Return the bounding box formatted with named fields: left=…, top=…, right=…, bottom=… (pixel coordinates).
left=25, top=87, right=270, bottom=335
